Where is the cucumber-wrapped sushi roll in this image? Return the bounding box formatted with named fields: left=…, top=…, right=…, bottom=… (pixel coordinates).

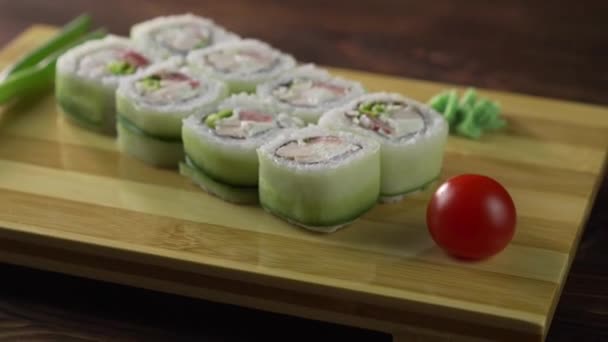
left=258, top=126, right=380, bottom=232
left=257, top=64, right=365, bottom=124
left=319, top=92, right=448, bottom=203
left=187, top=39, right=296, bottom=94
left=181, top=94, right=303, bottom=204
left=131, top=13, right=239, bottom=60
left=56, top=35, right=152, bottom=135
left=116, top=57, right=228, bottom=167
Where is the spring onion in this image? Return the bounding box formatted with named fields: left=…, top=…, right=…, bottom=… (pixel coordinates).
left=0, top=14, right=92, bottom=82
left=0, top=28, right=106, bottom=105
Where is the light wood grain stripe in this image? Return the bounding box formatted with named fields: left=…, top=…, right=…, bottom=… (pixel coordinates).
left=0, top=134, right=191, bottom=190
left=0, top=148, right=574, bottom=280
left=0, top=159, right=571, bottom=299
left=0, top=134, right=580, bottom=255
left=0, top=157, right=586, bottom=243
left=445, top=134, right=605, bottom=174
left=503, top=115, right=608, bottom=148
left=366, top=200, right=577, bottom=253
left=0, top=188, right=555, bottom=321
left=443, top=153, right=597, bottom=197
left=0, top=133, right=597, bottom=199
left=1, top=98, right=116, bottom=151
left=370, top=186, right=586, bottom=226
left=0, top=236, right=543, bottom=340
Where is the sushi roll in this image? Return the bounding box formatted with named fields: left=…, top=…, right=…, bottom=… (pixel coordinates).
left=131, top=13, right=239, bottom=60
left=187, top=39, right=296, bottom=94
left=319, top=92, right=448, bottom=203
left=181, top=94, right=303, bottom=204
left=258, top=126, right=380, bottom=232
left=56, top=35, right=153, bottom=135
left=256, top=64, right=365, bottom=124
left=116, top=57, right=228, bottom=167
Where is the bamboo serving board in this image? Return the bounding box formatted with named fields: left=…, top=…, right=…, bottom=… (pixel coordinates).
left=1, top=26, right=607, bottom=342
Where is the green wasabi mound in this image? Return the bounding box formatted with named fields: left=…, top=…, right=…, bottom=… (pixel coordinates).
left=428, top=87, right=506, bottom=139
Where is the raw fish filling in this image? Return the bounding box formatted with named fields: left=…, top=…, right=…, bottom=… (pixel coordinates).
left=135, top=71, right=201, bottom=105
left=275, top=136, right=362, bottom=164
left=78, top=48, right=150, bottom=78
left=272, top=78, right=349, bottom=108
left=152, top=23, right=212, bottom=54
left=204, top=108, right=300, bottom=139
left=346, top=101, right=427, bottom=139
left=204, top=47, right=279, bottom=74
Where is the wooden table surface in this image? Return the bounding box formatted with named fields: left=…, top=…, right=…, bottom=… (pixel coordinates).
left=0, top=1, right=606, bottom=340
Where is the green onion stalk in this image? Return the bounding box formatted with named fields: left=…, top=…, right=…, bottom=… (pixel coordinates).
left=0, top=27, right=106, bottom=105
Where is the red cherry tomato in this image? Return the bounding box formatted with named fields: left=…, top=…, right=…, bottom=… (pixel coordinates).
left=426, top=174, right=516, bottom=260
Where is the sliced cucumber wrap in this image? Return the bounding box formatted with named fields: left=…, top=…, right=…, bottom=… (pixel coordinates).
left=182, top=94, right=303, bottom=187
left=186, top=39, right=296, bottom=94
left=116, top=57, right=228, bottom=138
left=55, top=35, right=153, bottom=135
left=379, top=135, right=445, bottom=196
left=117, top=116, right=184, bottom=168
left=319, top=92, right=448, bottom=200
left=257, top=126, right=380, bottom=232
left=378, top=177, right=439, bottom=204
left=56, top=73, right=117, bottom=134
left=256, top=64, right=366, bottom=124
left=182, top=123, right=258, bottom=186
left=179, top=156, right=259, bottom=205
left=130, top=14, right=239, bottom=60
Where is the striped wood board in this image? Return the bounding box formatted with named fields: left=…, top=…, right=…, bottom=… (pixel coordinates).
left=0, top=26, right=607, bottom=342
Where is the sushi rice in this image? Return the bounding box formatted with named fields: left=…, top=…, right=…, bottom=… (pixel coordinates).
left=56, top=35, right=153, bottom=135
left=131, top=13, right=239, bottom=60
left=54, top=13, right=450, bottom=233
left=116, top=57, right=228, bottom=167
left=258, top=126, right=380, bottom=232
left=181, top=94, right=303, bottom=204
left=257, top=64, right=365, bottom=124
left=187, top=39, right=296, bottom=94
left=319, top=92, right=448, bottom=202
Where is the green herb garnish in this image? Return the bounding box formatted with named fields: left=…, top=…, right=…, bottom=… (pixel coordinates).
left=193, top=40, right=209, bottom=49
left=359, top=102, right=373, bottom=112
left=371, top=103, right=387, bottom=114
left=204, top=109, right=233, bottom=128
left=108, top=61, right=136, bottom=75
left=358, top=101, right=387, bottom=117
left=138, top=75, right=162, bottom=91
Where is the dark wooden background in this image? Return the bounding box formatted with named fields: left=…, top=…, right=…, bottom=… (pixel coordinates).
left=0, top=0, right=607, bottom=340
